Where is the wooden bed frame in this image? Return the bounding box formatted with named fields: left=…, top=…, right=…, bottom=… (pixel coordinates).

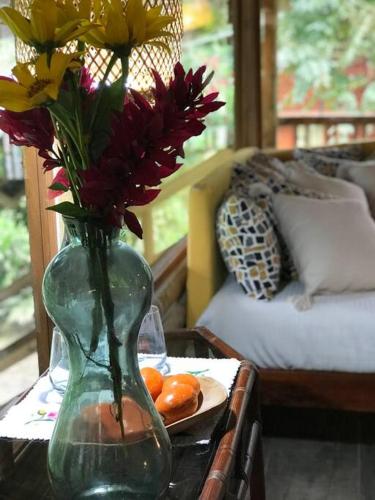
left=156, top=141, right=375, bottom=413
left=156, top=227, right=375, bottom=413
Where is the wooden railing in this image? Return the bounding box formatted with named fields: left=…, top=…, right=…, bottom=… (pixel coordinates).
left=277, top=111, right=375, bottom=149
left=3, top=111, right=375, bottom=374
left=133, top=148, right=232, bottom=263
left=135, top=112, right=375, bottom=262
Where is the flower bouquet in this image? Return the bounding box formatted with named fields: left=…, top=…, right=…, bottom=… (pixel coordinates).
left=0, top=0, right=224, bottom=497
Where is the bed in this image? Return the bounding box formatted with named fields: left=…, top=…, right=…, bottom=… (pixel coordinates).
left=187, top=141, right=375, bottom=411
left=198, top=275, right=375, bottom=373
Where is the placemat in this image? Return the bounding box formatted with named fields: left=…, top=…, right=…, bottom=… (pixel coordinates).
left=0, top=357, right=240, bottom=441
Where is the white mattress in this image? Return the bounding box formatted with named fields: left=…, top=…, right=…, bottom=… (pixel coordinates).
left=197, top=275, right=375, bottom=373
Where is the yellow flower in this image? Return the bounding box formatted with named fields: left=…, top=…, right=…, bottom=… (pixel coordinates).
left=57, top=0, right=91, bottom=24
left=0, top=0, right=93, bottom=52
left=82, top=0, right=175, bottom=55
left=0, top=52, right=81, bottom=112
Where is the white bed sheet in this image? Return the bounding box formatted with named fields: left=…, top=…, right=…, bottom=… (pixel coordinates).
left=197, top=275, right=375, bottom=372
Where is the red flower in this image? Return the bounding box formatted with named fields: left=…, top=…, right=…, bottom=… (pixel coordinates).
left=0, top=107, right=54, bottom=151
left=79, top=67, right=96, bottom=94
left=150, top=63, right=225, bottom=157
left=77, top=63, right=225, bottom=238
left=48, top=168, right=70, bottom=199
left=79, top=160, right=160, bottom=236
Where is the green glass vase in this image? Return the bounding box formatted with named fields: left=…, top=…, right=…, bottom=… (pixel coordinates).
left=42, top=217, right=171, bottom=499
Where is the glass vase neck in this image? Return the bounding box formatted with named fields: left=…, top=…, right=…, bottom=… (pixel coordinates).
left=63, top=216, right=121, bottom=248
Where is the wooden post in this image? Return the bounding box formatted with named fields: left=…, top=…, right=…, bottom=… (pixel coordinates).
left=262, top=0, right=277, bottom=148
left=142, top=209, right=155, bottom=264
left=355, top=123, right=365, bottom=139
left=232, top=0, right=262, bottom=149
left=23, top=147, right=58, bottom=373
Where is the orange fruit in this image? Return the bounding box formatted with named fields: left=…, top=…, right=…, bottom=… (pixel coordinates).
left=140, top=367, right=164, bottom=401
left=162, top=373, right=200, bottom=396
left=155, top=383, right=198, bottom=425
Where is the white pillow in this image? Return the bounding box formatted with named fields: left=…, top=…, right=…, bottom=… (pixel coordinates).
left=282, top=160, right=368, bottom=205
left=274, top=194, right=375, bottom=299
left=337, top=161, right=375, bottom=217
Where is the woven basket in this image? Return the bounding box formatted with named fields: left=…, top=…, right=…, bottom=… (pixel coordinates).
left=13, top=0, right=183, bottom=91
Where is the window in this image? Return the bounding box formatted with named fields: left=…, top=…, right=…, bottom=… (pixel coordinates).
left=130, top=0, right=235, bottom=262
left=182, top=0, right=234, bottom=165
left=0, top=1, right=260, bottom=385
left=275, top=0, right=375, bottom=148
left=0, top=18, right=39, bottom=406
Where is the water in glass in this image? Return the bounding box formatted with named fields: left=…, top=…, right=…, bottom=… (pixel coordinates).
left=138, top=305, right=168, bottom=374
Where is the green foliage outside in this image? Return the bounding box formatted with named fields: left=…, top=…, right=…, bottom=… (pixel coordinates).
left=149, top=0, right=234, bottom=257
left=278, top=0, right=375, bottom=110
left=5, top=0, right=375, bottom=280
left=157, top=0, right=375, bottom=258
left=0, top=203, right=30, bottom=289
left=153, top=188, right=189, bottom=255
left=0, top=2, right=233, bottom=283
left=0, top=30, right=30, bottom=293
left=182, top=0, right=234, bottom=166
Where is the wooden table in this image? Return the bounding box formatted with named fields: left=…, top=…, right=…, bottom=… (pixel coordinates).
left=0, top=327, right=265, bottom=500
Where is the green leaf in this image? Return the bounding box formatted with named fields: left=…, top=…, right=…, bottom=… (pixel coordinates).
left=47, top=202, right=90, bottom=218
left=49, top=182, right=69, bottom=192
left=202, top=71, right=214, bottom=90
left=49, top=100, right=73, bottom=124
left=88, top=76, right=126, bottom=162
left=55, top=88, right=75, bottom=112
left=109, top=76, right=127, bottom=112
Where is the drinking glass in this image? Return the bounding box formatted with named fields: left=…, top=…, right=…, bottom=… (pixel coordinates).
left=49, top=326, right=69, bottom=394
left=138, top=305, right=168, bottom=374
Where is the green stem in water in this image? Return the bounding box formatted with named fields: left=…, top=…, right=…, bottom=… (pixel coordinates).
left=87, top=233, right=104, bottom=356
left=97, top=241, right=125, bottom=440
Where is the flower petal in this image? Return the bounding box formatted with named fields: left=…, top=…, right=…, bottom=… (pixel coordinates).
left=0, top=80, right=32, bottom=112
left=106, top=2, right=129, bottom=46
left=0, top=7, right=32, bottom=44
left=34, top=53, right=50, bottom=80
left=12, top=63, right=34, bottom=88
left=54, top=19, right=91, bottom=44
left=30, top=0, right=58, bottom=44
left=123, top=209, right=143, bottom=239
left=81, top=28, right=107, bottom=47
left=126, top=0, right=146, bottom=43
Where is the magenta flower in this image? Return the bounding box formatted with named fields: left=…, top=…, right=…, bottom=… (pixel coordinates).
left=77, top=63, right=225, bottom=237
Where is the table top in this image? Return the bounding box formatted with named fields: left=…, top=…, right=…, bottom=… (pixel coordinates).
left=0, top=327, right=256, bottom=500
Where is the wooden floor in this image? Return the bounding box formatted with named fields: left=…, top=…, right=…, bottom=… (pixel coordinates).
left=262, top=406, right=375, bottom=500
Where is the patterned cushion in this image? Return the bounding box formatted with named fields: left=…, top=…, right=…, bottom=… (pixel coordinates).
left=293, top=145, right=365, bottom=177
left=295, top=145, right=364, bottom=160
left=217, top=191, right=281, bottom=300
left=232, top=153, right=289, bottom=193
left=229, top=153, right=330, bottom=280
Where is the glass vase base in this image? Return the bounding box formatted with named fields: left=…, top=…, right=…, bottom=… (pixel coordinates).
left=61, top=484, right=165, bottom=500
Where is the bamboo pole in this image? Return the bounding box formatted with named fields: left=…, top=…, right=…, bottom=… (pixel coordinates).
left=262, top=0, right=277, bottom=148
left=232, top=0, right=262, bottom=148
left=23, top=147, right=58, bottom=373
